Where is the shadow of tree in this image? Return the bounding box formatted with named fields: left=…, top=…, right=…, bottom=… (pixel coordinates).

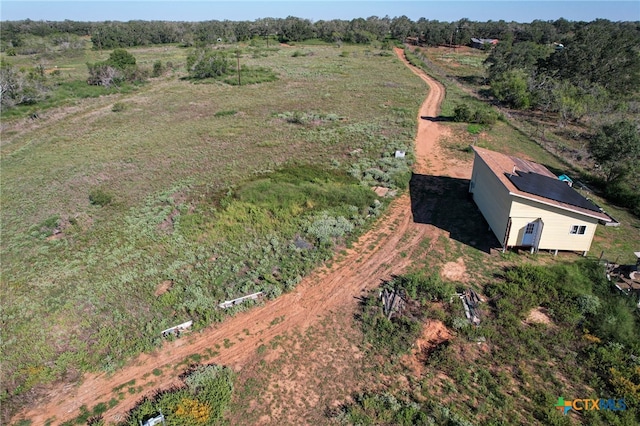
left=420, top=115, right=454, bottom=122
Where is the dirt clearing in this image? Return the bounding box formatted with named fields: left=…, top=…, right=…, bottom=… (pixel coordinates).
left=441, top=257, right=468, bottom=282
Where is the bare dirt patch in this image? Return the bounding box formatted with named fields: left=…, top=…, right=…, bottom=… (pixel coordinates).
left=441, top=257, right=468, bottom=282
left=524, top=306, right=553, bottom=326
left=228, top=309, right=368, bottom=425
left=415, top=320, right=453, bottom=357
left=373, top=186, right=390, bottom=197
left=157, top=209, right=179, bottom=234
left=154, top=280, right=173, bottom=297
left=403, top=319, right=453, bottom=377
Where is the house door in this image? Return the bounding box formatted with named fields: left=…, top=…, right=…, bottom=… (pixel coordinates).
left=522, top=221, right=538, bottom=246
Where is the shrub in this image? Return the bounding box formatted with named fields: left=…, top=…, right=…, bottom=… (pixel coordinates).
left=86, top=62, right=122, bottom=87
left=152, top=60, right=164, bottom=77
left=213, top=109, right=236, bottom=117
left=186, top=49, right=231, bottom=79
left=453, top=104, right=472, bottom=122
left=41, top=214, right=60, bottom=230
left=124, top=364, right=234, bottom=425
left=277, top=111, right=341, bottom=125
left=89, top=188, right=113, bottom=206
left=307, top=213, right=354, bottom=244
left=183, top=364, right=234, bottom=421
left=0, top=62, right=49, bottom=108
left=87, top=49, right=139, bottom=87
left=108, top=48, right=137, bottom=69
left=472, top=108, right=499, bottom=126
left=577, top=294, right=601, bottom=316
left=398, top=272, right=455, bottom=301
left=111, top=102, right=126, bottom=112
left=453, top=104, right=498, bottom=126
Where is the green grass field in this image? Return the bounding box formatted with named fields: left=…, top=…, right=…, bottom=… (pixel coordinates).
left=0, top=43, right=425, bottom=413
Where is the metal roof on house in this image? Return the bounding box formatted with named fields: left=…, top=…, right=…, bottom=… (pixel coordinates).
left=472, top=146, right=611, bottom=222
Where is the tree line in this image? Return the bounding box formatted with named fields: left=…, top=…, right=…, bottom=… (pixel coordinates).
left=3, top=16, right=635, bottom=51
left=481, top=19, right=640, bottom=214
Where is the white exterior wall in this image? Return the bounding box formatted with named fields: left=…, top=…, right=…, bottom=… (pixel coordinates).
left=508, top=197, right=599, bottom=252
left=469, top=153, right=512, bottom=246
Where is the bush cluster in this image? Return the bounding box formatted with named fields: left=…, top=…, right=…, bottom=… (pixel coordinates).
left=307, top=213, right=354, bottom=244
left=89, top=188, right=114, bottom=206
left=123, top=364, right=234, bottom=426
left=277, top=111, right=342, bottom=125
left=453, top=103, right=499, bottom=126
left=336, top=388, right=475, bottom=425
left=86, top=48, right=144, bottom=87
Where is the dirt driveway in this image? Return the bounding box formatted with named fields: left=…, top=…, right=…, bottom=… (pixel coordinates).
left=12, top=48, right=473, bottom=426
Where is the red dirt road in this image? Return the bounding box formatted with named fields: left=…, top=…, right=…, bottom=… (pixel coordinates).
left=13, top=48, right=470, bottom=426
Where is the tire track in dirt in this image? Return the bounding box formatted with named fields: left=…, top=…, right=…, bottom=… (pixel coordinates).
left=13, top=47, right=464, bottom=426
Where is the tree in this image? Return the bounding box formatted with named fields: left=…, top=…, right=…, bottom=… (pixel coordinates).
left=280, top=16, right=314, bottom=42
left=485, top=41, right=551, bottom=81
left=589, top=121, right=640, bottom=182
left=186, top=49, right=231, bottom=79
left=107, top=48, right=136, bottom=69
left=0, top=61, right=48, bottom=107
left=86, top=62, right=122, bottom=87
left=490, top=69, right=532, bottom=109
left=86, top=49, right=137, bottom=87
left=390, top=15, right=414, bottom=40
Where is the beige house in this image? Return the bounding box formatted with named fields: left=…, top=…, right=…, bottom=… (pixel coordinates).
left=469, top=147, right=611, bottom=255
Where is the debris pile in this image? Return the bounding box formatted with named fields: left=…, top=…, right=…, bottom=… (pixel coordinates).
left=458, top=288, right=482, bottom=326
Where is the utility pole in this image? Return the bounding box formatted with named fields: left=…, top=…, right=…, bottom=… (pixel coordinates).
left=450, top=26, right=461, bottom=52
left=236, top=49, right=241, bottom=86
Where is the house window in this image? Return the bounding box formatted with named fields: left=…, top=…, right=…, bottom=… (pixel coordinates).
left=525, top=223, right=535, bottom=234
left=570, top=225, right=587, bottom=235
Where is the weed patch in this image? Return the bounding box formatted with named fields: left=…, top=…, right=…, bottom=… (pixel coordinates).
left=124, top=364, right=234, bottom=426
left=358, top=273, right=453, bottom=357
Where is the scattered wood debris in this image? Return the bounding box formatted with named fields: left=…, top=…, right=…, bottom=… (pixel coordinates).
left=218, top=291, right=264, bottom=309
left=161, top=320, right=193, bottom=338
left=458, top=288, right=482, bottom=326
left=380, top=287, right=406, bottom=319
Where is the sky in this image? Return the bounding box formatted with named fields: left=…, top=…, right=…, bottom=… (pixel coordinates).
left=0, top=0, right=638, bottom=23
